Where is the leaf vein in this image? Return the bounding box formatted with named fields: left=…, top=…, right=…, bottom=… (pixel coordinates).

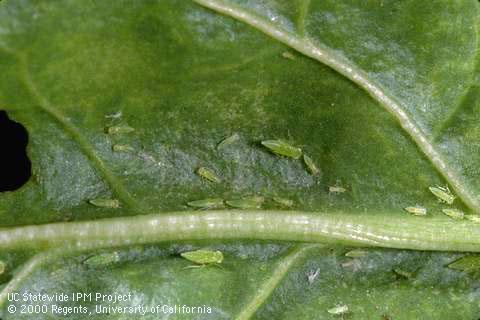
left=16, top=54, right=142, bottom=211
left=296, top=0, right=311, bottom=37
left=2, top=211, right=480, bottom=252
left=0, top=251, right=58, bottom=309
left=236, top=243, right=321, bottom=320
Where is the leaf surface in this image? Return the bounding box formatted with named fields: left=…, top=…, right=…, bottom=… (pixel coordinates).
left=0, top=0, right=479, bottom=319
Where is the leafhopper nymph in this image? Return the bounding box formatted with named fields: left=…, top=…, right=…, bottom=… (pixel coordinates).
left=112, top=144, right=134, bottom=152
left=261, top=140, right=302, bottom=159
left=281, top=51, right=296, bottom=60
left=404, top=206, right=427, bottom=216
left=272, top=196, right=294, bottom=208
left=303, top=154, right=320, bottom=176
left=344, top=249, right=367, bottom=258
left=393, top=268, right=413, bottom=279
left=327, top=304, right=349, bottom=315
left=196, top=167, right=221, bottom=183
left=429, top=186, right=455, bottom=204
left=106, top=125, right=135, bottom=135
left=226, top=196, right=264, bottom=209
left=180, top=250, right=224, bottom=269
left=442, top=208, right=464, bottom=220
left=329, top=186, right=346, bottom=193
left=89, top=198, right=120, bottom=209
left=448, top=255, right=480, bottom=272
left=217, top=133, right=240, bottom=150
left=187, top=198, right=224, bottom=210
left=83, top=252, right=120, bottom=267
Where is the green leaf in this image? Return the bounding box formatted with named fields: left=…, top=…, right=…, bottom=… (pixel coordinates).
left=0, top=0, right=479, bottom=319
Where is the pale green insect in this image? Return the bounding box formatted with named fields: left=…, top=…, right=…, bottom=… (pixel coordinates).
left=106, top=125, right=135, bottom=135
left=393, top=268, right=413, bottom=279
left=303, top=154, right=320, bottom=176
left=345, top=249, right=366, bottom=258
left=465, top=215, right=480, bottom=223
left=429, top=186, right=455, bottom=204
left=226, top=196, right=264, bottom=209
left=327, top=304, right=349, bottom=315
left=180, top=250, right=224, bottom=265
left=89, top=198, right=120, bottom=209
left=329, top=186, right=346, bottom=193
left=197, top=167, right=220, bottom=183
left=187, top=198, right=224, bottom=209
left=448, top=255, right=480, bottom=272
left=442, top=208, right=464, bottom=220
left=261, top=140, right=302, bottom=159
left=84, top=252, right=120, bottom=267
left=272, top=196, right=294, bottom=208
left=217, top=133, right=240, bottom=150
left=404, top=206, right=427, bottom=216
left=281, top=51, right=295, bottom=60
left=112, top=144, right=134, bottom=152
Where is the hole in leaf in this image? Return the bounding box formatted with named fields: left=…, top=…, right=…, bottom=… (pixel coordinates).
left=0, top=111, right=31, bottom=191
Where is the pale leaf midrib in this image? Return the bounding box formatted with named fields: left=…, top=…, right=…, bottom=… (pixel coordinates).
left=1, top=210, right=480, bottom=252
left=192, top=0, right=480, bottom=214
